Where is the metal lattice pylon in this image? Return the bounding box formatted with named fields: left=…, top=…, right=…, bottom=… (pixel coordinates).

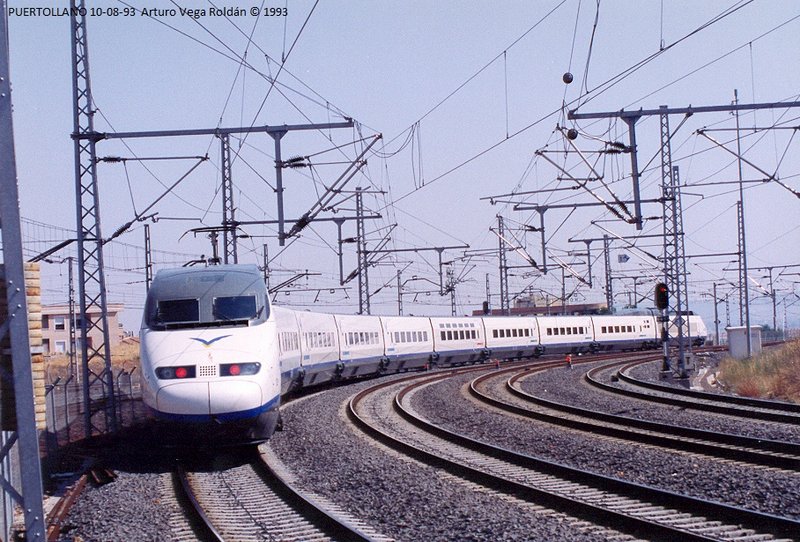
left=356, top=188, right=370, bottom=315
left=497, top=216, right=509, bottom=315
left=659, top=110, right=688, bottom=374
left=603, top=234, right=613, bottom=311
left=220, top=134, right=237, bottom=264
left=0, top=3, right=46, bottom=538
left=70, top=1, right=117, bottom=436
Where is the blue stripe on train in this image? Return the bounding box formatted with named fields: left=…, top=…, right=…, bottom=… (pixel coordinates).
left=152, top=394, right=280, bottom=423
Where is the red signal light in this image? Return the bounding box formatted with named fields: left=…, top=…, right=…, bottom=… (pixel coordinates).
left=654, top=282, right=669, bottom=310
left=228, top=364, right=241, bottom=376
left=175, top=367, right=188, bottom=379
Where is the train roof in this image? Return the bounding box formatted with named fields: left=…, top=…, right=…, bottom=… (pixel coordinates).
left=149, top=264, right=265, bottom=300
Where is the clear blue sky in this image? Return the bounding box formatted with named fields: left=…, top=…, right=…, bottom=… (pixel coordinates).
left=5, top=0, right=800, bottom=334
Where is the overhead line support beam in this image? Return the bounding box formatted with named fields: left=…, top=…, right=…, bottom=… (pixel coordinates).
left=568, top=100, right=800, bottom=230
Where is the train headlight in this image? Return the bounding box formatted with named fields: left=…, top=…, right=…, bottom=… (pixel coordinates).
left=155, top=365, right=196, bottom=379
left=220, top=362, right=261, bottom=376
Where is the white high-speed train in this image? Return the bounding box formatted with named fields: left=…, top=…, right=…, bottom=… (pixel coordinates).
left=140, top=265, right=707, bottom=442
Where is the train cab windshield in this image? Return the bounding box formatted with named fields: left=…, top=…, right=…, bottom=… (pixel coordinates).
left=156, top=299, right=200, bottom=325
left=145, top=265, right=269, bottom=331
left=213, top=295, right=259, bottom=321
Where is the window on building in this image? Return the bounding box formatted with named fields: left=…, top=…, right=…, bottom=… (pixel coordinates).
left=55, top=340, right=66, bottom=353
left=54, top=316, right=66, bottom=331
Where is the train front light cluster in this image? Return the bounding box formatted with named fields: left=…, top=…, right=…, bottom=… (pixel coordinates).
left=155, top=366, right=197, bottom=379
left=220, top=362, right=261, bottom=376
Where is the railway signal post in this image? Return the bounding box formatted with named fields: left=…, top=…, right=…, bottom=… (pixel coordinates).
left=655, top=283, right=671, bottom=373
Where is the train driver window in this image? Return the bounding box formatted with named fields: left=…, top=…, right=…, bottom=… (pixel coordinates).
left=213, top=295, right=258, bottom=321
left=155, top=298, right=199, bottom=325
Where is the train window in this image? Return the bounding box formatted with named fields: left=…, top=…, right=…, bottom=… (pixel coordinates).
left=492, top=329, right=498, bottom=338
left=445, top=331, right=452, bottom=340
left=628, top=326, right=633, bottom=332
left=440, top=331, right=446, bottom=340
left=546, top=328, right=552, bottom=336
left=458, top=330, right=464, bottom=340
left=213, top=295, right=258, bottom=322
left=524, top=329, right=530, bottom=337
left=509, top=329, right=515, bottom=337
left=567, top=328, right=573, bottom=335
left=411, top=331, right=417, bottom=342
left=156, top=298, right=200, bottom=325
left=558, top=327, right=564, bottom=335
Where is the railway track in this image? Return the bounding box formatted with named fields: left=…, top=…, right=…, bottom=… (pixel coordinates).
left=588, top=359, right=800, bottom=425
left=173, top=448, right=384, bottom=542
left=348, top=368, right=800, bottom=542
left=469, top=361, right=800, bottom=470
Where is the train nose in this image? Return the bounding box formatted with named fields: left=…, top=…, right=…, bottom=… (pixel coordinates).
left=156, top=381, right=263, bottom=415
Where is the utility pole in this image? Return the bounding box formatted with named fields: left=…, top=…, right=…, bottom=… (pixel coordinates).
left=355, top=188, right=369, bottom=315
left=447, top=266, right=456, bottom=316
left=713, top=282, right=720, bottom=346
left=0, top=3, right=46, bottom=536
left=498, top=215, right=510, bottom=315
left=397, top=270, right=403, bottom=316
left=735, top=90, right=752, bottom=358
left=262, top=244, right=270, bottom=290
left=67, top=257, right=77, bottom=378
left=485, top=273, right=491, bottom=313
left=603, top=234, right=613, bottom=311
left=144, top=224, right=153, bottom=292
left=70, top=0, right=117, bottom=437
left=220, top=133, right=237, bottom=264
left=660, top=109, right=688, bottom=376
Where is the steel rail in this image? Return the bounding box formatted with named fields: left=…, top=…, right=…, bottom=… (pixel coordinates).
left=256, top=447, right=378, bottom=542
left=347, top=370, right=800, bottom=542
left=586, top=361, right=800, bottom=425
left=467, top=362, right=800, bottom=470
left=174, top=463, right=225, bottom=542
left=617, top=358, right=800, bottom=412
